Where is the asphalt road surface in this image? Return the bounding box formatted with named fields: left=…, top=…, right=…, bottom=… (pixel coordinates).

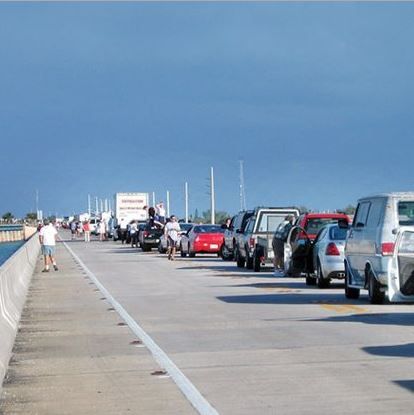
left=60, top=236, right=414, bottom=414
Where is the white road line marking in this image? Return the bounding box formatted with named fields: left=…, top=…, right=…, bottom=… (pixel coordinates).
left=62, top=241, right=219, bottom=415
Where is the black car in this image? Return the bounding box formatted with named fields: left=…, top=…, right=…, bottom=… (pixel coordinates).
left=139, top=223, right=163, bottom=252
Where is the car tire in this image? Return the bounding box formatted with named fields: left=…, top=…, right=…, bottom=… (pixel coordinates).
left=305, top=274, right=316, bottom=285
left=368, top=269, right=385, bottom=304
left=188, top=244, right=196, bottom=258
left=235, top=247, right=245, bottom=268
left=344, top=264, right=360, bottom=299
left=253, top=250, right=261, bottom=272
left=246, top=247, right=253, bottom=270
left=317, top=261, right=330, bottom=289
left=180, top=244, right=187, bottom=257
left=142, top=244, right=151, bottom=252
left=220, top=244, right=233, bottom=261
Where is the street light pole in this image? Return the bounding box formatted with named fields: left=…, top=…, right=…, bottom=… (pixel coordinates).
left=210, top=167, right=215, bottom=224
left=185, top=182, right=189, bottom=223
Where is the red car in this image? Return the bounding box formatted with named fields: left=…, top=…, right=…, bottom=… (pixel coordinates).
left=285, top=213, right=351, bottom=278
left=294, top=213, right=350, bottom=241
left=180, top=224, right=225, bottom=257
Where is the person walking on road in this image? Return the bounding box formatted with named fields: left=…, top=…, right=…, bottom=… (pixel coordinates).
left=130, top=220, right=138, bottom=247
left=70, top=220, right=77, bottom=240
left=164, top=215, right=181, bottom=260
left=99, top=219, right=107, bottom=241
left=83, top=220, right=91, bottom=242
left=272, top=215, right=295, bottom=277
left=119, top=218, right=128, bottom=244
left=39, top=219, right=58, bottom=272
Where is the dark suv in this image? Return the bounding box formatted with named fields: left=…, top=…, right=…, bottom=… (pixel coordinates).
left=221, top=210, right=254, bottom=260
left=139, top=222, right=163, bottom=252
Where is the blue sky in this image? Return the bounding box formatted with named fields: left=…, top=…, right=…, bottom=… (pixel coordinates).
left=1, top=2, right=414, bottom=218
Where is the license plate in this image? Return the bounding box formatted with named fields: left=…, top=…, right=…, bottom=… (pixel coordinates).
left=210, top=244, right=218, bottom=249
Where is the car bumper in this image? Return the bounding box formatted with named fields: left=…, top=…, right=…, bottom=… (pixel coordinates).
left=321, top=257, right=345, bottom=279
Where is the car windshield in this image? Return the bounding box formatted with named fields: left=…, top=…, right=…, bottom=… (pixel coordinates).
left=256, top=213, right=286, bottom=233
left=305, top=218, right=340, bottom=234
left=398, top=201, right=414, bottom=226
left=329, top=226, right=348, bottom=240
left=194, top=225, right=225, bottom=234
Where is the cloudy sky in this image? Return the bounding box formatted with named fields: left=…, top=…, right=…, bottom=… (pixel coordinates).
left=1, top=2, right=413, bottom=218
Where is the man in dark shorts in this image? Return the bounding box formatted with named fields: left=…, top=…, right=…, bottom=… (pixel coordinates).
left=272, top=215, right=294, bottom=277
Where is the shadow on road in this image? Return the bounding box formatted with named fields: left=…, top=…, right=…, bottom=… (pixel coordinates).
left=307, top=312, right=414, bottom=326
left=393, top=380, right=414, bottom=393
left=217, top=292, right=356, bottom=305
left=363, top=343, right=414, bottom=358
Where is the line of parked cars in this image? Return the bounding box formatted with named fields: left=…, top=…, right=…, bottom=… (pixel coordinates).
left=117, top=192, right=414, bottom=305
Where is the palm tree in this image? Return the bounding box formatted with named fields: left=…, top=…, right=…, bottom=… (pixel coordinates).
left=2, top=212, right=14, bottom=223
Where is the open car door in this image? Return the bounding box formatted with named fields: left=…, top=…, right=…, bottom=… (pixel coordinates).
left=284, top=226, right=313, bottom=277
left=388, top=228, right=414, bottom=302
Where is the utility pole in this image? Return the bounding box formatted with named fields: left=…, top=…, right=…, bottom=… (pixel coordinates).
left=104, top=198, right=108, bottom=212
left=152, top=192, right=156, bottom=207
left=166, top=190, right=170, bottom=217
left=100, top=199, right=103, bottom=214
left=95, top=197, right=99, bottom=215
left=35, top=189, right=40, bottom=220
left=185, top=182, right=189, bottom=223
left=210, top=166, right=215, bottom=224
left=88, top=194, right=91, bottom=216
left=239, top=160, right=246, bottom=211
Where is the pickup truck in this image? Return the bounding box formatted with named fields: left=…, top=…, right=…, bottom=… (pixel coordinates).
left=235, top=207, right=300, bottom=271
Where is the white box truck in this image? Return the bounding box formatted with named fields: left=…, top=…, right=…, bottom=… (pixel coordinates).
left=114, top=192, right=149, bottom=223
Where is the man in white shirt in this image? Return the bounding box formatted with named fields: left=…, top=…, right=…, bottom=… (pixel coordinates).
left=164, top=215, right=181, bottom=260
left=39, top=219, right=58, bottom=272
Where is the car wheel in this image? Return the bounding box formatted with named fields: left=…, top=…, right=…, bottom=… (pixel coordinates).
left=180, top=243, right=187, bottom=257
left=220, top=244, right=233, bottom=261
left=188, top=243, right=196, bottom=258
left=246, top=247, right=253, bottom=269
left=235, top=247, right=245, bottom=268
left=253, top=250, right=261, bottom=272
left=368, top=269, right=385, bottom=304
left=305, top=274, right=316, bottom=285
left=142, top=244, right=150, bottom=252
left=317, top=261, right=330, bottom=289
left=344, top=264, right=360, bottom=299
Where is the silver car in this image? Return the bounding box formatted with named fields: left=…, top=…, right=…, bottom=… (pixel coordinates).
left=308, top=224, right=347, bottom=288
left=158, top=223, right=193, bottom=253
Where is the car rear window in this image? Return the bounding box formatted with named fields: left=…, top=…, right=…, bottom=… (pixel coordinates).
left=329, top=226, right=348, bottom=240
left=398, top=202, right=414, bottom=226
left=305, top=218, right=340, bottom=234
left=194, top=225, right=225, bottom=233
left=256, top=213, right=286, bottom=233
left=399, top=231, right=414, bottom=254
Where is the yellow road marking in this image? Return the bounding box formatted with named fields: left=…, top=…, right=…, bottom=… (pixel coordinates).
left=319, top=303, right=367, bottom=314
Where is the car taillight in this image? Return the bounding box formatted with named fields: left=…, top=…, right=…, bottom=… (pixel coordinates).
left=143, top=231, right=149, bottom=237
left=325, top=242, right=340, bottom=256
left=381, top=242, right=395, bottom=256
left=195, top=236, right=200, bottom=243
left=249, top=237, right=255, bottom=248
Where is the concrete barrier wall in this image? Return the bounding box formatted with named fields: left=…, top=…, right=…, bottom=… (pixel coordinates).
left=0, top=234, right=40, bottom=392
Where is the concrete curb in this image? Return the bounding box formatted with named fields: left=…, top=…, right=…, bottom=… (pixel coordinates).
left=0, top=234, right=40, bottom=393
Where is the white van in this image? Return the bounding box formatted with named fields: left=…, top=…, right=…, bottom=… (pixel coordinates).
left=344, top=192, right=414, bottom=303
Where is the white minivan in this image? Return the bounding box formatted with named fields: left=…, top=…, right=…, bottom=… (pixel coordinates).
left=344, top=192, right=414, bottom=303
